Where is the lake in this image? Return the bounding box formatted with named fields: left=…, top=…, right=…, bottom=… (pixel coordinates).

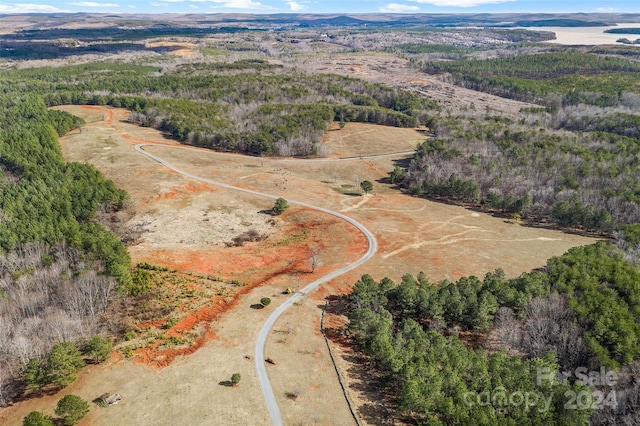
left=522, top=23, right=640, bottom=45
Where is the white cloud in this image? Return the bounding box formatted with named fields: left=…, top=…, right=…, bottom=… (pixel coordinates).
left=68, top=1, right=119, bottom=6
left=286, top=1, right=305, bottom=11
left=411, top=0, right=515, bottom=7
left=380, top=3, right=420, bottom=12
left=224, top=0, right=264, bottom=9
left=192, top=0, right=271, bottom=9
left=0, top=3, right=69, bottom=12
left=219, top=0, right=267, bottom=8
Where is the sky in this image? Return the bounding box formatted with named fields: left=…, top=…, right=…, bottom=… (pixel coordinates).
left=0, top=0, right=639, bottom=16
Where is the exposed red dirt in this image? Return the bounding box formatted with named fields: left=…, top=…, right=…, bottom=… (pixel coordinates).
left=142, top=181, right=214, bottom=205
left=125, top=205, right=367, bottom=369
left=136, top=319, right=166, bottom=329
left=134, top=301, right=224, bottom=368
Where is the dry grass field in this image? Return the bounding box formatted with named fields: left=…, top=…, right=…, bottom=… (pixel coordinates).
left=0, top=105, right=598, bottom=426
left=322, top=121, right=424, bottom=158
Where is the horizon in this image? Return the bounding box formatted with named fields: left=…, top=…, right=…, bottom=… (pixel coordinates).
left=1, top=1, right=640, bottom=17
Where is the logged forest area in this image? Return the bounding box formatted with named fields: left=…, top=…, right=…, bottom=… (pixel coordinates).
left=1, top=12, right=639, bottom=426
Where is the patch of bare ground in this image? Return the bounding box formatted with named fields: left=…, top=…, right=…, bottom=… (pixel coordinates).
left=145, top=41, right=201, bottom=58
left=138, top=121, right=596, bottom=426
left=1, top=105, right=598, bottom=426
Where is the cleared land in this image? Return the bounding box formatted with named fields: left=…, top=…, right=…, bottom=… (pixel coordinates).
left=296, top=52, right=538, bottom=115
left=322, top=121, right=423, bottom=158
left=0, top=105, right=597, bottom=426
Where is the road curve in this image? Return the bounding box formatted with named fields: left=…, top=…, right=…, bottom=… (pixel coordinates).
left=136, top=142, right=414, bottom=163
left=134, top=143, right=378, bottom=426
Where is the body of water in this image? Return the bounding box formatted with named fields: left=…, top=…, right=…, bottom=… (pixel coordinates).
left=522, top=23, right=640, bottom=45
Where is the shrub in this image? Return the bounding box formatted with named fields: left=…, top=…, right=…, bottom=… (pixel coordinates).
left=229, top=229, right=267, bottom=247
left=165, top=336, right=187, bottom=346
left=47, top=342, right=84, bottom=388
left=286, top=387, right=303, bottom=400
left=231, top=373, right=241, bottom=386
left=129, top=267, right=153, bottom=296
left=55, top=395, right=89, bottom=426
left=83, top=336, right=112, bottom=363
left=360, top=180, right=373, bottom=194
left=123, top=330, right=137, bottom=341
left=260, top=297, right=271, bottom=307
left=23, top=411, right=54, bottom=426
left=23, top=358, right=47, bottom=393
left=162, top=317, right=179, bottom=329
left=272, top=197, right=289, bottom=215
left=120, top=346, right=134, bottom=358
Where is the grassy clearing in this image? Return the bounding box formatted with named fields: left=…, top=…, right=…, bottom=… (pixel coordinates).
left=323, top=122, right=425, bottom=158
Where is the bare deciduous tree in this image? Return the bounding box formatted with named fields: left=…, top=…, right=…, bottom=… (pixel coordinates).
left=309, top=245, right=321, bottom=274
left=528, top=297, right=584, bottom=364
left=0, top=242, right=118, bottom=406
left=0, top=363, right=12, bottom=407
left=492, top=307, right=522, bottom=355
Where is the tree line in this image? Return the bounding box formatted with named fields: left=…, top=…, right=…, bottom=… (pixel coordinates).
left=395, top=105, right=640, bottom=233
left=418, top=51, right=640, bottom=108
left=1, top=60, right=439, bottom=157
left=0, top=94, right=130, bottom=406
left=346, top=242, right=640, bottom=424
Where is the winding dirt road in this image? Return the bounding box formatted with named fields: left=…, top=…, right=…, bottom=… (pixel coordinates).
left=134, top=143, right=378, bottom=425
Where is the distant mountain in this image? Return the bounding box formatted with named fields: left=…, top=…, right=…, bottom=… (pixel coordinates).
left=606, top=28, right=640, bottom=34
left=513, top=19, right=610, bottom=27
left=2, top=12, right=640, bottom=32
left=298, top=15, right=367, bottom=27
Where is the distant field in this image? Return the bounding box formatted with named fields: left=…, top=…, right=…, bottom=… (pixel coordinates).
left=322, top=121, right=425, bottom=158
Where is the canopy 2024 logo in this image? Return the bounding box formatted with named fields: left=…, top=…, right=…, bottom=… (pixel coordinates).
left=538, top=366, right=618, bottom=411
left=462, top=366, right=618, bottom=415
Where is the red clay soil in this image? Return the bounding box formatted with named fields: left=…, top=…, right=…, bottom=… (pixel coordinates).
left=141, top=181, right=215, bottom=206
left=127, top=207, right=367, bottom=369
left=134, top=300, right=224, bottom=368
left=142, top=242, right=309, bottom=282
left=136, top=209, right=365, bottom=280
left=133, top=280, right=264, bottom=368
left=136, top=319, right=166, bottom=329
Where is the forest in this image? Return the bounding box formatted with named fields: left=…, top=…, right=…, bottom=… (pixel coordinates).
left=390, top=49, right=640, bottom=234
left=396, top=109, right=640, bottom=232
left=0, top=60, right=438, bottom=157
left=346, top=242, right=640, bottom=425
left=418, top=52, right=640, bottom=107
left=0, top=94, right=131, bottom=405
